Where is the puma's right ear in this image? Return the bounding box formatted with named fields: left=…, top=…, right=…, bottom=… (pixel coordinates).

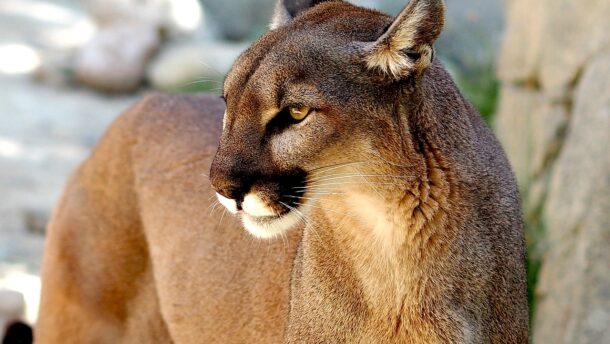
left=363, top=0, right=445, bottom=81
left=270, top=0, right=337, bottom=29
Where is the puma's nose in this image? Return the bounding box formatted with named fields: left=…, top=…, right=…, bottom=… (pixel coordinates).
left=209, top=157, right=252, bottom=204
left=210, top=176, right=247, bottom=203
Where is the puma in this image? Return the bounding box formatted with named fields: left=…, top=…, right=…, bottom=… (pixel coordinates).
left=36, top=0, right=529, bottom=343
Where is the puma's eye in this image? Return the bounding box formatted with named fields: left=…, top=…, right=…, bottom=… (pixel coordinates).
left=289, top=106, right=311, bottom=121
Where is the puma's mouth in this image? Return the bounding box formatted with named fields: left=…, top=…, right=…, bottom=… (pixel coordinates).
left=239, top=209, right=303, bottom=239
left=213, top=170, right=308, bottom=239
left=216, top=191, right=305, bottom=239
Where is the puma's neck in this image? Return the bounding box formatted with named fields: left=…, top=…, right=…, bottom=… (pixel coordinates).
left=289, top=129, right=466, bottom=340
left=283, top=62, right=484, bottom=341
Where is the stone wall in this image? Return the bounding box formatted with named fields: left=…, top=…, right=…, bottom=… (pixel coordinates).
left=494, top=0, right=610, bottom=342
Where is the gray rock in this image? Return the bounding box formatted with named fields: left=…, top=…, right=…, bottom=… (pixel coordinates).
left=499, top=0, right=610, bottom=90
left=435, top=0, right=504, bottom=74
left=0, top=289, right=26, bottom=339
left=199, top=0, right=275, bottom=41
left=496, top=2, right=610, bottom=340
left=74, top=21, right=161, bottom=93
left=494, top=85, right=543, bottom=189
left=147, top=40, right=246, bottom=91
left=497, top=0, right=545, bottom=84
left=534, top=52, right=610, bottom=344
left=0, top=289, right=25, bottom=320
left=22, top=209, right=49, bottom=235
left=537, top=0, right=610, bottom=91
left=84, top=0, right=205, bottom=36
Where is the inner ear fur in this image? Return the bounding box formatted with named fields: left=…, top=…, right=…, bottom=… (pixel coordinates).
left=270, top=0, right=339, bottom=29
left=364, top=0, right=445, bottom=81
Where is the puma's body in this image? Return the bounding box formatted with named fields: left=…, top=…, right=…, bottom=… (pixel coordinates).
left=37, top=1, right=528, bottom=343
left=37, top=94, right=300, bottom=343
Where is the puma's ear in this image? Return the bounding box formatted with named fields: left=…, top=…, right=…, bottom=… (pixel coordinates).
left=363, top=0, right=445, bottom=81
left=270, top=0, right=337, bottom=29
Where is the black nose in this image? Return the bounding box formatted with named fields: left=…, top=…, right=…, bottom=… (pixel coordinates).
left=210, top=174, right=249, bottom=202
left=217, top=186, right=245, bottom=202
left=209, top=157, right=253, bottom=202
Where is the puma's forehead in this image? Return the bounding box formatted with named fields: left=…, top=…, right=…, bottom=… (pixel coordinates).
left=223, top=1, right=391, bottom=103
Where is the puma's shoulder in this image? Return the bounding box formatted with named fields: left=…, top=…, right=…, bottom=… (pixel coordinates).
left=121, top=92, right=224, bottom=152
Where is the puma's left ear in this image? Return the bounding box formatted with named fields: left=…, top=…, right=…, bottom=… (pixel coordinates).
left=270, top=0, right=338, bottom=29
left=363, top=0, right=445, bottom=81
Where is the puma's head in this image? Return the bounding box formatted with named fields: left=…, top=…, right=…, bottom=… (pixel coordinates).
left=210, top=0, right=445, bottom=238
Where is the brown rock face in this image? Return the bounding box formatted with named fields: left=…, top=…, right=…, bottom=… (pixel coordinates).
left=495, top=0, right=610, bottom=342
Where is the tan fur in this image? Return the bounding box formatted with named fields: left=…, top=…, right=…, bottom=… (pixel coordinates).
left=37, top=94, right=301, bottom=343
left=37, top=1, right=528, bottom=343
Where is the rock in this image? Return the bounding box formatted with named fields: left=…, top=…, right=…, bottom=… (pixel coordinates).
left=537, top=0, right=610, bottom=91
left=533, top=52, right=610, bottom=344
left=22, top=209, right=48, bottom=235
left=83, top=0, right=204, bottom=36
left=497, top=0, right=545, bottom=84
left=499, top=0, right=610, bottom=90
left=494, top=85, right=543, bottom=189
left=147, top=40, right=246, bottom=91
left=199, top=0, right=275, bottom=41
left=33, top=50, right=75, bottom=88
left=528, top=101, right=570, bottom=179
left=0, top=289, right=25, bottom=320
left=74, top=21, right=161, bottom=93
left=436, top=0, right=505, bottom=74
left=496, top=2, right=610, bottom=341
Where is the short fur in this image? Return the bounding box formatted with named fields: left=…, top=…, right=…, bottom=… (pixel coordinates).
left=37, top=0, right=528, bottom=343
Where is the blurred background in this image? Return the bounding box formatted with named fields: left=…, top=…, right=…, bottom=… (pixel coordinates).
left=0, top=0, right=608, bottom=342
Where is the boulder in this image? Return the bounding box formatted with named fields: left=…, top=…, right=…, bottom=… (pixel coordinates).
left=533, top=52, right=610, bottom=344
left=83, top=0, right=204, bottom=36
left=497, top=0, right=545, bottom=84
left=0, top=289, right=25, bottom=321
left=493, top=85, right=543, bottom=189
left=147, top=40, right=246, bottom=91
left=499, top=0, right=610, bottom=91
left=537, top=0, right=610, bottom=91
left=74, top=21, right=161, bottom=93
left=199, top=0, right=275, bottom=41
left=495, top=1, right=610, bottom=341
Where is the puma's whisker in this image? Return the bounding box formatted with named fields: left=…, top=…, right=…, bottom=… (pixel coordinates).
left=295, top=181, right=413, bottom=189
left=279, top=200, right=323, bottom=242
left=306, top=173, right=415, bottom=183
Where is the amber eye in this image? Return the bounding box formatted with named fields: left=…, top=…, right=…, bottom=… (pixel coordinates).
left=289, top=106, right=311, bottom=121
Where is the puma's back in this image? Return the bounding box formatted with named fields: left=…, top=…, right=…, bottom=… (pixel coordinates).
left=37, top=93, right=301, bottom=343
left=37, top=0, right=528, bottom=343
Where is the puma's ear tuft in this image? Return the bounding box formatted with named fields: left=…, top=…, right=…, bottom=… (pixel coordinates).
left=364, top=0, right=445, bottom=80
left=270, top=0, right=338, bottom=29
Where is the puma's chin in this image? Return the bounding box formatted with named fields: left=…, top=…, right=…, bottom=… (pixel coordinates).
left=241, top=211, right=302, bottom=239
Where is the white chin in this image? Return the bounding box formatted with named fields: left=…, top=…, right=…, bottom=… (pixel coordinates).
left=241, top=211, right=302, bottom=239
